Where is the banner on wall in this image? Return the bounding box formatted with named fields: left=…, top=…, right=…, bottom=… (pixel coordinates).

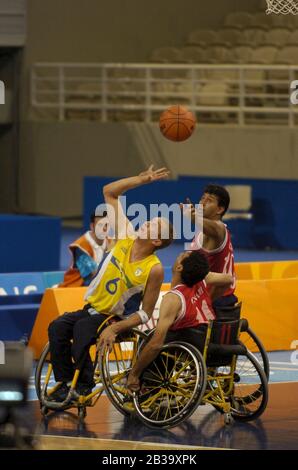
left=0, top=272, right=64, bottom=296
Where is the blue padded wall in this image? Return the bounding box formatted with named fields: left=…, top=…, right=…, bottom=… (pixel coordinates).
left=84, top=175, right=298, bottom=250
left=0, top=215, right=61, bottom=272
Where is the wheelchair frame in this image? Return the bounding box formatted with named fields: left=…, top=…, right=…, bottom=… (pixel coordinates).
left=35, top=315, right=147, bottom=419
left=35, top=306, right=269, bottom=427
left=132, top=315, right=269, bottom=429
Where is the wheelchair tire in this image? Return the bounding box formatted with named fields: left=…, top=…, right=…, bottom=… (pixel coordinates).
left=100, top=329, right=148, bottom=417
left=133, top=342, right=207, bottom=429
left=230, top=350, right=269, bottom=421
left=35, top=342, right=51, bottom=402
left=35, top=341, right=104, bottom=409
left=239, top=327, right=270, bottom=380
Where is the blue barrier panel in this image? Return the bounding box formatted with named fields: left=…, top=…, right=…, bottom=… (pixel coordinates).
left=0, top=214, right=61, bottom=272
left=0, top=294, right=42, bottom=341
left=0, top=304, right=40, bottom=341
left=42, top=271, right=64, bottom=288
left=0, top=272, right=44, bottom=295
left=0, top=293, right=42, bottom=305
left=84, top=176, right=298, bottom=250
left=0, top=271, right=64, bottom=295
left=83, top=177, right=195, bottom=244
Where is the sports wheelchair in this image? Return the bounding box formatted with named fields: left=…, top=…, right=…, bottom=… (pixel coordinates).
left=35, top=314, right=148, bottom=419
left=129, top=304, right=269, bottom=429
left=35, top=304, right=268, bottom=426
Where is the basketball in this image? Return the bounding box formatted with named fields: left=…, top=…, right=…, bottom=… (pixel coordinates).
left=159, top=105, right=196, bottom=142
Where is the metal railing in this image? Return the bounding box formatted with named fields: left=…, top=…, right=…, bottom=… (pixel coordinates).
left=31, top=62, right=298, bottom=126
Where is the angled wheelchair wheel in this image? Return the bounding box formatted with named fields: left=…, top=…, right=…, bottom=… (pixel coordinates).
left=133, top=342, right=207, bottom=429
left=100, top=329, right=148, bottom=416
left=35, top=342, right=55, bottom=403
left=239, top=327, right=270, bottom=380
left=228, top=350, right=268, bottom=421
left=35, top=342, right=104, bottom=410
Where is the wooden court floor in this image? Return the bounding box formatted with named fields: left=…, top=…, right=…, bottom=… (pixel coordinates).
left=32, top=382, right=298, bottom=450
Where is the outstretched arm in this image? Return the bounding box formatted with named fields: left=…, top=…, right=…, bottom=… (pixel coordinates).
left=205, top=272, right=234, bottom=301
left=104, top=166, right=170, bottom=239
left=98, top=263, right=164, bottom=352
left=127, top=293, right=181, bottom=392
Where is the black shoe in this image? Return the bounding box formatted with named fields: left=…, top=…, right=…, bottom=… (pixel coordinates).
left=47, top=383, right=70, bottom=403
left=76, top=383, right=93, bottom=397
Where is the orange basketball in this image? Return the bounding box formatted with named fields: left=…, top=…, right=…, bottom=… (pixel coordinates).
left=159, top=105, right=196, bottom=142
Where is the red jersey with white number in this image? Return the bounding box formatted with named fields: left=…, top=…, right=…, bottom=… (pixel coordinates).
left=169, top=281, right=215, bottom=331
left=190, top=225, right=236, bottom=297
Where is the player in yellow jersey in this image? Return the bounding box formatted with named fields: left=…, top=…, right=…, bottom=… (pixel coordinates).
left=48, top=166, right=173, bottom=402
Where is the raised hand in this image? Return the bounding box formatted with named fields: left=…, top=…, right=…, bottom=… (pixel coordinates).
left=179, top=197, right=196, bottom=222
left=138, top=165, right=170, bottom=184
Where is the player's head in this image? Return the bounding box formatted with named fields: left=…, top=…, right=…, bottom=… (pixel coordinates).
left=137, top=217, right=174, bottom=250
left=173, top=251, right=210, bottom=287
left=90, top=210, right=109, bottom=242
left=200, top=184, right=230, bottom=219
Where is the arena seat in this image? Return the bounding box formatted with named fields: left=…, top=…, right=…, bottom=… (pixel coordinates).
left=248, top=46, right=279, bottom=64
left=242, top=27, right=267, bottom=47
left=179, top=46, right=208, bottom=63
left=264, top=28, right=291, bottom=47
left=186, top=29, right=217, bottom=47
left=205, top=45, right=236, bottom=63
left=218, top=27, right=243, bottom=47
left=275, top=45, right=298, bottom=64
left=223, top=185, right=252, bottom=220
left=197, top=82, right=229, bottom=107
left=233, top=45, right=254, bottom=63
left=288, top=30, right=298, bottom=46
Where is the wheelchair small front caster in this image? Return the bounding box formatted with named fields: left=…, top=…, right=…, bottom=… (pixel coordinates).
left=224, top=413, right=234, bottom=426
left=78, top=407, right=87, bottom=420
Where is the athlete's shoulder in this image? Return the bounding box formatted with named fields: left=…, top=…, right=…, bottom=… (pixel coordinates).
left=148, top=262, right=164, bottom=282
left=171, top=283, right=191, bottom=295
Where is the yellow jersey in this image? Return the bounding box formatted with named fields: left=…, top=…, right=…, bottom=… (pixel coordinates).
left=85, top=237, right=160, bottom=316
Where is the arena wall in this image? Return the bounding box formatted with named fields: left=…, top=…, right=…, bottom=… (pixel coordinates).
left=19, top=121, right=298, bottom=218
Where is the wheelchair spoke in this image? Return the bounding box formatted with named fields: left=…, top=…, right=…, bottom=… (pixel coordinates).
left=133, top=342, right=207, bottom=428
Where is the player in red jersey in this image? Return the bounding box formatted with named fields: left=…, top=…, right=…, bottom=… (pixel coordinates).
left=185, top=184, right=237, bottom=308
left=127, top=250, right=233, bottom=392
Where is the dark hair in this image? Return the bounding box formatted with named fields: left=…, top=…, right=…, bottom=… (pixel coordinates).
left=180, top=251, right=210, bottom=287
left=203, top=184, right=230, bottom=217
left=90, top=210, right=107, bottom=224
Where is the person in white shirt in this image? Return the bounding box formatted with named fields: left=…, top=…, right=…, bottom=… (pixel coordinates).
left=59, top=210, right=112, bottom=287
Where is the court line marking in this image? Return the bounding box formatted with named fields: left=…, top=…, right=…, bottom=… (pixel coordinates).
left=39, top=434, right=230, bottom=451
left=269, top=380, right=298, bottom=384
left=270, top=361, right=298, bottom=366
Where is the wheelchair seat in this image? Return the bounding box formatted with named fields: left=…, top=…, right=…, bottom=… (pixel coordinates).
left=206, top=317, right=246, bottom=367
left=214, top=303, right=241, bottom=321
left=215, top=302, right=249, bottom=332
